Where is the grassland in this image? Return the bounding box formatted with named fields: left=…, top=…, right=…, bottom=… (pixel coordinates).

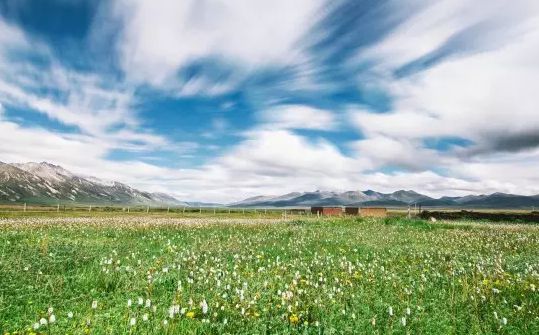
left=0, top=215, right=538, bottom=334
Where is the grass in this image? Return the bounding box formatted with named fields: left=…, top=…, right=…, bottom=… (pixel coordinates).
left=0, top=215, right=538, bottom=334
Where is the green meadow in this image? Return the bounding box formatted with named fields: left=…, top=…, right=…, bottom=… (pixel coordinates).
left=0, top=215, right=538, bottom=334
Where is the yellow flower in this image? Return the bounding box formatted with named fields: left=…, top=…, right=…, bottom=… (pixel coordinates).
left=289, top=314, right=299, bottom=325
left=186, top=311, right=195, bottom=319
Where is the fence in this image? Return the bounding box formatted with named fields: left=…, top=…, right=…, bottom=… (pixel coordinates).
left=0, top=204, right=317, bottom=218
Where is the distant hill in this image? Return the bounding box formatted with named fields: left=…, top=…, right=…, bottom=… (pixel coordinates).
left=231, top=190, right=539, bottom=209
left=0, top=161, right=187, bottom=206
left=3, top=161, right=538, bottom=209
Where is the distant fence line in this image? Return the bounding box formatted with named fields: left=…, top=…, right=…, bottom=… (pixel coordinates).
left=0, top=204, right=315, bottom=217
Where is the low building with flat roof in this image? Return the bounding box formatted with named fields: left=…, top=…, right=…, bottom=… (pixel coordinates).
left=311, top=207, right=342, bottom=216
left=344, top=207, right=360, bottom=215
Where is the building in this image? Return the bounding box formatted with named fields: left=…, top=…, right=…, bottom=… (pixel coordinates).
left=311, top=207, right=343, bottom=216
left=344, top=207, right=360, bottom=215
left=360, top=207, right=387, bottom=218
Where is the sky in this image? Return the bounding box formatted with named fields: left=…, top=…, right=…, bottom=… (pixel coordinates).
left=1, top=0, right=539, bottom=202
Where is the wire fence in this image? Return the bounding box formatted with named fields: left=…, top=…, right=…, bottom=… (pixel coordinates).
left=0, top=204, right=316, bottom=218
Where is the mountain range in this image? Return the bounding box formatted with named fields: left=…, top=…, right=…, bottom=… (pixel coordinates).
left=0, top=161, right=187, bottom=206
left=231, top=190, right=539, bottom=209
left=2, top=161, right=539, bottom=208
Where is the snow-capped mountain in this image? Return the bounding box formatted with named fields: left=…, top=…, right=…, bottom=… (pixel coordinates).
left=0, top=161, right=186, bottom=206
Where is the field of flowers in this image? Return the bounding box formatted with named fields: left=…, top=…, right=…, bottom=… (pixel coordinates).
left=0, top=215, right=538, bottom=334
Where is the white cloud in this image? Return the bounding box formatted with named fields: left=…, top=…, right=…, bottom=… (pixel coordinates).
left=0, top=17, right=171, bottom=152
left=108, top=0, right=324, bottom=86
left=347, top=0, right=539, bottom=189
left=258, top=105, right=337, bottom=131
left=4, top=1, right=539, bottom=203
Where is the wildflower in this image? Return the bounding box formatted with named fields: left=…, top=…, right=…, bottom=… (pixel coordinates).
left=186, top=311, right=195, bottom=318
left=127, top=299, right=132, bottom=307
left=289, top=314, right=299, bottom=325
left=49, top=314, right=56, bottom=323
left=47, top=307, right=54, bottom=315
left=145, top=299, right=151, bottom=308
left=142, top=313, right=149, bottom=321
left=67, top=311, right=73, bottom=318
left=388, top=306, right=393, bottom=316
left=39, top=318, right=47, bottom=326
left=406, top=307, right=411, bottom=315
left=91, top=300, right=98, bottom=309
left=163, top=319, right=168, bottom=325
left=201, top=299, right=208, bottom=314
left=502, top=317, right=507, bottom=326
left=129, top=317, right=136, bottom=326
left=138, top=297, right=144, bottom=305
left=401, top=317, right=406, bottom=326
left=33, top=322, right=40, bottom=330
left=371, top=317, right=376, bottom=327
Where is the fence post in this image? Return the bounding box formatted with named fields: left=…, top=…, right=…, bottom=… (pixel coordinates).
left=89, top=205, right=92, bottom=212
left=167, top=206, right=170, bottom=213
left=147, top=206, right=150, bottom=213
left=199, top=206, right=202, bottom=214
left=23, top=203, right=26, bottom=212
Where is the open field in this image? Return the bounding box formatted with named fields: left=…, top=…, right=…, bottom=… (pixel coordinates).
left=0, top=215, right=538, bottom=334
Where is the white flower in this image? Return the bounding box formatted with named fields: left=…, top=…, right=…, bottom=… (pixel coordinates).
left=92, top=300, right=98, bottom=309
left=163, top=319, right=168, bottom=325
left=127, top=299, right=132, bottom=307
left=47, top=307, right=54, bottom=315
left=406, top=307, right=411, bottom=315
left=130, top=317, right=136, bottom=326
left=143, top=313, right=149, bottom=321
left=201, top=299, right=208, bottom=314
left=39, top=317, right=48, bottom=325
left=388, top=306, right=393, bottom=316
left=502, top=317, right=507, bottom=325
left=145, top=299, right=151, bottom=308
left=401, top=317, right=406, bottom=326
left=371, top=317, right=376, bottom=327
left=67, top=311, right=73, bottom=318
left=33, top=322, right=40, bottom=330
left=138, top=297, right=144, bottom=305
left=49, top=314, right=56, bottom=323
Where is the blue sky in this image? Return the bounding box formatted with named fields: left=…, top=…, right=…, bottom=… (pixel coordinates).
left=1, top=0, right=539, bottom=202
